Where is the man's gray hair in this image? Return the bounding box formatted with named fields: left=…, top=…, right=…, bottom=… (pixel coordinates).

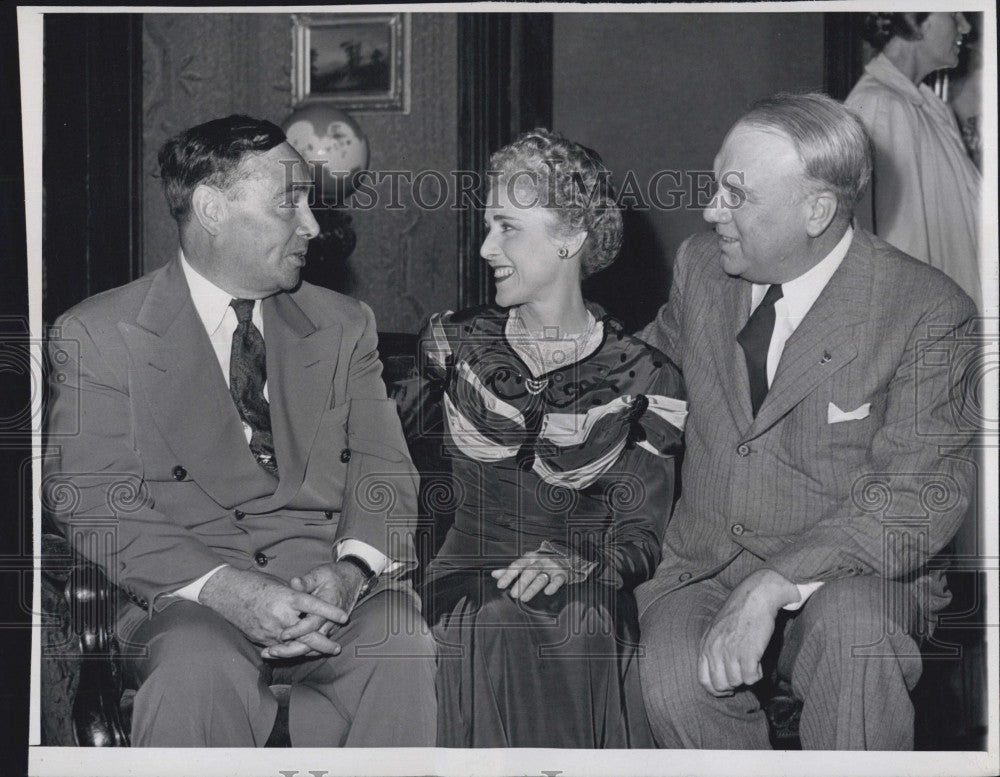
left=737, top=92, right=873, bottom=217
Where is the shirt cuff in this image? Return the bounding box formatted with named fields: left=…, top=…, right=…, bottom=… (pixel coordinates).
left=335, top=539, right=394, bottom=576
left=172, top=565, right=229, bottom=602
left=782, top=581, right=825, bottom=612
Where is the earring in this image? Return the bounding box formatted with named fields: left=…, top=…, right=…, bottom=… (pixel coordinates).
left=557, top=247, right=569, bottom=259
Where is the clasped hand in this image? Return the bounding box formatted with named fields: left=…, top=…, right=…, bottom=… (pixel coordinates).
left=199, top=563, right=363, bottom=661
left=697, top=569, right=799, bottom=697
left=491, top=550, right=575, bottom=602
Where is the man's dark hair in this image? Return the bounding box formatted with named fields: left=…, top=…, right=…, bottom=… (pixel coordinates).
left=157, top=114, right=287, bottom=223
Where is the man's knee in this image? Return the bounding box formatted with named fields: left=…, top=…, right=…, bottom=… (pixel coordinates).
left=795, top=576, right=921, bottom=652
left=784, top=575, right=924, bottom=694
left=639, top=591, right=769, bottom=747
left=130, top=602, right=260, bottom=687
left=638, top=594, right=709, bottom=717
left=350, top=591, right=436, bottom=657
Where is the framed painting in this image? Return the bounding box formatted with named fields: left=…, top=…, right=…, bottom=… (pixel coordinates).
left=292, top=13, right=409, bottom=112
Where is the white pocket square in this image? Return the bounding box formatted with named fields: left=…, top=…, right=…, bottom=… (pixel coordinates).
left=828, top=402, right=871, bottom=424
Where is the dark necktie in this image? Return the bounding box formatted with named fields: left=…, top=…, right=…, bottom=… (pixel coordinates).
left=736, top=283, right=783, bottom=417
left=229, top=299, right=278, bottom=476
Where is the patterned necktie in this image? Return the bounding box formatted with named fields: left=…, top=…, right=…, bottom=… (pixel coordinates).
left=736, top=283, right=783, bottom=417
left=229, top=299, right=278, bottom=476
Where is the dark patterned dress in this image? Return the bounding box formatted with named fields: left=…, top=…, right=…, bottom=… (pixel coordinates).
left=402, top=304, right=686, bottom=748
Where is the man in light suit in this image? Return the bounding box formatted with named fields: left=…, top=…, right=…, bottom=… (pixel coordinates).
left=637, top=93, right=977, bottom=749
left=44, top=115, right=436, bottom=747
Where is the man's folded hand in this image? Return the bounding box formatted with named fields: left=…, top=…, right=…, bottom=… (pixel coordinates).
left=261, top=561, right=368, bottom=660
left=198, top=566, right=348, bottom=656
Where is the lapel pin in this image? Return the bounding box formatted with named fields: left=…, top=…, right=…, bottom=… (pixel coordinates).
left=820, top=351, right=832, bottom=364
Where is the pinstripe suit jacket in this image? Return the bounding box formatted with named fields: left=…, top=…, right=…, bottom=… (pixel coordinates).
left=635, top=228, right=977, bottom=618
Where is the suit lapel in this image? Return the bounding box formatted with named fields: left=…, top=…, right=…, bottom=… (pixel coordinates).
left=119, top=260, right=277, bottom=506
left=242, top=292, right=343, bottom=512
left=746, top=232, right=872, bottom=438
left=713, top=275, right=755, bottom=432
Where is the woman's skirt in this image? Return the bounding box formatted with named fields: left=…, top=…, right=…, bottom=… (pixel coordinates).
left=423, top=569, right=654, bottom=748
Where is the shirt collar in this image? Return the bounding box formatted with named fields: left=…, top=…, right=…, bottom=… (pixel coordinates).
left=179, top=250, right=244, bottom=337
left=753, top=225, right=853, bottom=321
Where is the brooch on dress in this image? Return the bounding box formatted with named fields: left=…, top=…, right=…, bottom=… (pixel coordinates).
left=525, top=376, right=549, bottom=395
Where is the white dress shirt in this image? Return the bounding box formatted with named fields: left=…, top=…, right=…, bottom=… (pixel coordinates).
left=173, top=254, right=389, bottom=602
left=749, top=226, right=853, bottom=610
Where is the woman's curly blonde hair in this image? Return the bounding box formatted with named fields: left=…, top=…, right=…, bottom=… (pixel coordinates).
left=488, top=128, right=623, bottom=279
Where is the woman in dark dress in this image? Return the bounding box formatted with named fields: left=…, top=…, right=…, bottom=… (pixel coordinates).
left=408, top=129, right=685, bottom=747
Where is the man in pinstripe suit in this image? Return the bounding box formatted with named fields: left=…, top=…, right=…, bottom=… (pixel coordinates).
left=636, top=93, right=978, bottom=749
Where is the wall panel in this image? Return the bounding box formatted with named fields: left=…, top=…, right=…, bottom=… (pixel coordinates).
left=554, top=12, right=825, bottom=330
left=142, top=12, right=458, bottom=333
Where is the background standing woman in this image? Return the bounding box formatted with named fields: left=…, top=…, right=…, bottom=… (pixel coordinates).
left=846, top=12, right=982, bottom=306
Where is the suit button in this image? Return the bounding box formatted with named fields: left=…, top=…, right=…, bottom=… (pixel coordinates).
left=234, top=510, right=245, bottom=521
left=138, top=598, right=148, bottom=609
left=254, top=551, right=268, bottom=567
left=324, top=511, right=334, bottom=520
left=340, top=448, right=352, bottom=463
left=731, top=523, right=745, bottom=536
left=678, top=572, right=692, bottom=582
left=736, top=444, right=750, bottom=457
left=172, top=465, right=187, bottom=481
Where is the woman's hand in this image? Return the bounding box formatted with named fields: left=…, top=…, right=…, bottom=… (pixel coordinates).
left=491, top=550, right=576, bottom=602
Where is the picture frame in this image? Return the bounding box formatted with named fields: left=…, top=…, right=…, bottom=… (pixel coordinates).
left=292, top=13, right=410, bottom=112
